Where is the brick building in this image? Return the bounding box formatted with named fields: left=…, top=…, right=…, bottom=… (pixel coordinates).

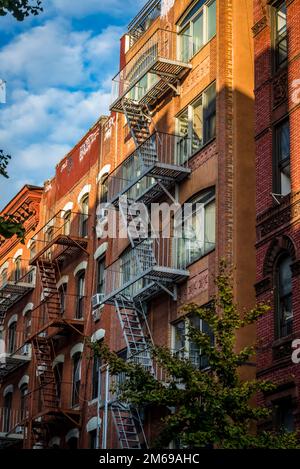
left=254, top=0, right=300, bottom=431
left=0, top=0, right=257, bottom=449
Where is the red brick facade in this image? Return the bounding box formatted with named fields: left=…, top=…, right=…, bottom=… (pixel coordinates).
left=254, top=0, right=300, bottom=431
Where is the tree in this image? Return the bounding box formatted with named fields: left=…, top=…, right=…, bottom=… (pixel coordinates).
left=91, top=261, right=299, bottom=449
left=0, top=151, right=25, bottom=241
left=0, top=0, right=43, bottom=21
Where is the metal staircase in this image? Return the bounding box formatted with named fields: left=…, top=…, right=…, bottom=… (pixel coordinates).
left=37, top=259, right=62, bottom=322
left=123, top=98, right=151, bottom=147
left=32, top=336, right=57, bottom=410
left=111, top=402, right=143, bottom=449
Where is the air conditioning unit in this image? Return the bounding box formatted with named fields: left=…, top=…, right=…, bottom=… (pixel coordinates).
left=92, top=307, right=103, bottom=323
left=92, top=293, right=104, bottom=309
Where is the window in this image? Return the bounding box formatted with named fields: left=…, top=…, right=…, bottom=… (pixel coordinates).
left=75, top=271, right=85, bottom=319
left=30, top=242, right=36, bottom=260
left=58, top=284, right=67, bottom=315
left=20, top=384, right=28, bottom=420
left=273, top=1, right=288, bottom=70
left=173, top=313, right=214, bottom=370
left=177, top=83, right=216, bottom=159
left=92, top=355, right=101, bottom=400
left=178, top=0, right=216, bottom=61
left=72, top=352, right=81, bottom=407
left=96, top=256, right=106, bottom=295
left=54, top=362, right=63, bottom=403
left=23, top=311, right=31, bottom=341
left=274, top=398, right=294, bottom=432
left=63, top=210, right=71, bottom=236
left=1, top=268, right=8, bottom=287
left=80, top=195, right=89, bottom=238
left=99, top=176, right=108, bottom=205
left=14, top=256, right=22, bottom=282
left=89, top=430, right=97, bottom=449
left=274, top=119, right=290, bottom=196
left=46, top=226, right=53, bottom=243
left=8, top=321, right=17, bottom=354
left=275, top=255, right=293, bottom=338
left=177, top=188, right=216, bottom=268
left=3, top=392, right=12, bottom=433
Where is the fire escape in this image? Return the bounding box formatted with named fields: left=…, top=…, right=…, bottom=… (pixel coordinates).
left=23, top=211, right=89, bottom=448
left=98, top=15, right=192, bottom=449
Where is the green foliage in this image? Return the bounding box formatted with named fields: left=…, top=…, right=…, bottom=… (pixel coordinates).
left=0, top=0, right=42, bottom=21
left=91, top=261, right=299, bottom=449
left=0, top=150, right=11, bottom=178
left=0, top=151, right=25, bottom=242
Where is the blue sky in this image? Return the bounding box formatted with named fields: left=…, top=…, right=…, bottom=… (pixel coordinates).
left=0, top=0, right=146, bottom=209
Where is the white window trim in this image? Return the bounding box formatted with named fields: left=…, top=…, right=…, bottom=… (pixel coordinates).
left=96, top=165, right=111, bottom=183
left=86, top=416, right=100, bottom=433
left=8, top=314, right=18, bottom=328
left=13, top=249, right=23, bottom=260
left=49, top=436, right=61, bottom=447
left=70, top=343, right=84, bottom=358
left=56, top=275, right=69, bottom=289
left=77, top=184, right=91, bottom=205
left=22, top=303, right=34, bottom=317
left=94, top=243, right=108, bottom=260
left=91, top=329, right=105, bottom=343
left=61, top=202, right=74, bottom=217
left=3, top=384, right=13, bottom=397
left=52, top=354, right=65, bottom=368
left=0, top=261, right=9, bottom=276
left=65, top=428, right=79, bottom=443
left=18, top=375, right=29, bottom=389
left=73, top=261, right=88, bottom=278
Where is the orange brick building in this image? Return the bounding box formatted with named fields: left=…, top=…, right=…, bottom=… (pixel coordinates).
left=0, top=0, right=257, bottom=449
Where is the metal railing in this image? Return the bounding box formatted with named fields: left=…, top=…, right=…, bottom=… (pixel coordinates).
left=29, top=293, right=86, bottom=334
left=107, top=132, right=190, bottom=203
left=102, top=237, right=188, bottom=301
left=0, top=330, right=31, bottom=358
left=25, top=381, right=82, bottom=414
left=0, top=407, right=27, bottom=434
left=0, top=259, right=36, bottom=290
left=111, top=29, right=191, bottom=104
left=31, top=210, right=89, bottom=261
left=127, top=0, right=161, bottom=47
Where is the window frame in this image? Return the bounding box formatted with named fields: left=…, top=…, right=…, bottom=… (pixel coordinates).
left=75, top=271, right=85, bottom=320
left=96, top=255, right=106, bottom=295
left=273, top=117, right=290, bottom=196
left=8, top=321, right=17, bottom=354
left=176, top=82, right=216, bottom=160
left=272, top=0, right=288, bottom=72
left=275, top=254, right=293, bottom=339
left=80, top=195, right=89, bottom=238
left=177, top=0, right=217, bottom=61
left=72, top=352, right=81, bottom=407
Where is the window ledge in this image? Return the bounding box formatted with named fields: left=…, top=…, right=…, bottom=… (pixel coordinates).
left=188, top=136, right=216, bottom=161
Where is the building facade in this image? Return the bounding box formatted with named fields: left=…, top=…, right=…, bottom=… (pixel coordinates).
left=254, top=0, right=300, bottom=432
left=0, top=0, right=257, bottom=449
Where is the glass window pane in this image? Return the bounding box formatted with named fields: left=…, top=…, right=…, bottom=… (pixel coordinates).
left=278, top=121, right=290, bottom=161
left=193, top=13, right=203, bottom=54
left=276, top=3, right=287, bottom=35
left=192, top=98, right=203, bottom=152
left=180, top=25, right=191, bottom=62
left=204, top=83, right=216, bottom=143
left=205, top=200, right=216, bottom=252
left=174, top=321, right=185, bottom=352
left=207, top=0, right=217, bottom=40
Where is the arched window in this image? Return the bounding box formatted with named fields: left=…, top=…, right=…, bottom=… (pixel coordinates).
left=20, top=384, right=28, bottom=420
left=23, top=310, right=31, bottom=342
left=3, top=391, right=13, bottom=433
left=54, top=362, right=63, bottom=404
left=14, top=256, right=22, bottom=282
left=72, top=352, right=81, bottom=407
left=80, top=196, right=89, bottom=238
left=58, top=283, right=67, bottom=315
left=1, top=268, right=8, bottom=287
left=99, top=175, right=108, bottom=205
left=75, top=271, right=85, bottom=319
left=8, top=321, right=17, bottom=354
left=63, top=210, right=72, bottom=236
left=276, top=255, right=293, bottom=338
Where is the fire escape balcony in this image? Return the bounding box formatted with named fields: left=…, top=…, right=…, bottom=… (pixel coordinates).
left=30, top=210, right=89, bottom=266
left=0, top=331, right=31, bottom=381
left=127, top=0, right=161, bottom=47
left=0, top=259, right=36, bottom=324
left=110, top=28, right=192, bottom=112
left=101, top=238, right=189, bottom=306
left=107, top=131, right=191, bottom=207
left=0, top=407, right=26, bottom=448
